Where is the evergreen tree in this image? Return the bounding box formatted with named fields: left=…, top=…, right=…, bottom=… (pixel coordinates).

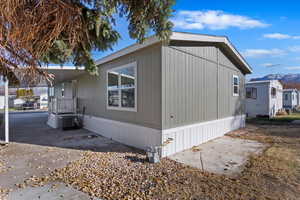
left=0, top=0, right=175, bottom=84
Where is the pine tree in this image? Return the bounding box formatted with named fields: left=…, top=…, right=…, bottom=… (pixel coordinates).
left=0, top=0, right=175, bottom=85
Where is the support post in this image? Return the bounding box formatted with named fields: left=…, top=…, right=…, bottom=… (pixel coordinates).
left=4, top=76, right=9, bottom=143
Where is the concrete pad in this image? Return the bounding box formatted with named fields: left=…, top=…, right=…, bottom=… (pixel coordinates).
left=7, top=182, right=101, bottom=200
left=169, top=136, right=265, bottom=176
left=0, top=112, right=135, bottom=198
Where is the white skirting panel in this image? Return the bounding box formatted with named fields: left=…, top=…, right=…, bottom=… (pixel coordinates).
left=161, top=115, right=246, bottom=157
left=82, top=114, right=245, bottom=158
left=83, top=115, right=161, bottom=150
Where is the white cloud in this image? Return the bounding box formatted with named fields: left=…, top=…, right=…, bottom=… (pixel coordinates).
left=285, top=66, right=300, bottom=70
left=261, top=63, right=281, bottom=67
left=288, top=46, right=300, bottom=52
left=243, top=49, right=286, bottom=58
left=172, top=10, right=269, bottom=30
left=280, top=16, right=288, bottom=21
left=263, top=33, right=300, bottom=39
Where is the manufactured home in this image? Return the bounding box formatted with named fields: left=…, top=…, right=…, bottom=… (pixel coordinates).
left=297, top=90, right=300, bottom=106
left=283, top=89, right=298, bottom=109
left=245, top=80, right=283, bottom=118
left=47, top=32, right=252, bottom=157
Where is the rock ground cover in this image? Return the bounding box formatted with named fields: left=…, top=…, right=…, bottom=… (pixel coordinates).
left=1, top=122, right=299, bottom=199
left=20, top=124, right=300, bottom=200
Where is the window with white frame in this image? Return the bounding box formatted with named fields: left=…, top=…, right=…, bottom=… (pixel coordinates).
left=246, top=87, right=257, bottom=99
left=107, top=62, right=137, bottom=111
left=233, top=75, right=239, bottom=96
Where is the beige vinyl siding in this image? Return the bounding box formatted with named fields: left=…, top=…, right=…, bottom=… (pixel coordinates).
left=162, top=44, right=245, bottom=129
left=76, top=43, right=162, bottom=129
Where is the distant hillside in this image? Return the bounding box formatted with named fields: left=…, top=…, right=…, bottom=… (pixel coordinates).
left=250, top=74, right=300, bottom=90
left=251, top=74, right=300, bottom=83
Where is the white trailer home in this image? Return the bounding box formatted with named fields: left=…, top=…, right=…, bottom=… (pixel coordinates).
left=283, top=89, right=298, bottom=109
left=297, top=90, right=300, bottom=107
left=245, top=80, right=283, bottom=117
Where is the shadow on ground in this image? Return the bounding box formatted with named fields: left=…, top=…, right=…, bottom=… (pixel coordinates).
left=0, top=112, right=140, bottom=154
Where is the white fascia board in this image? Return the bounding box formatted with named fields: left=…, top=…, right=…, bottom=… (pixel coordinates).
left=40, top=66, right=85, bottom=70
left=170, top=32, right=226, bottom=43
left=95, top=36, right=160, bottom=65
left=171, top=32, right=252, bottom=73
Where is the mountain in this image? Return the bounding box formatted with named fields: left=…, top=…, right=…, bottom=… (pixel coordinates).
left=251, top=74, right=300, bottom=83
left=250, top=74, right=300, bottom=90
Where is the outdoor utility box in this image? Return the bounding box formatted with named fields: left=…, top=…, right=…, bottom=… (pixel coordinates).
left=57, top=115, right=79, bottom=130
left=146, top=146, right=160, bottom=163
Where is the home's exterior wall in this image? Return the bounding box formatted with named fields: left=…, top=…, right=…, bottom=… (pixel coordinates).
left=76, top=43, right=162, bottom=130
left=245, top=83, right=270, bottom=117
left=245, top=81, right=283, bottom=118
left=160, top=44, right=246, bottom=157
left=0, top=96, right=4, bottom=109
left=269, top=81, right=283, bottom=116
left=283, top=90, right=298, bottom=109
left=161, top=44, right=245, bottom=129
left=297, top=91, right=300, bottom=106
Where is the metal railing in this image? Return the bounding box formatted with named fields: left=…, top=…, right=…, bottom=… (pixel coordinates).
left=48, top=97, right=77, bottom=114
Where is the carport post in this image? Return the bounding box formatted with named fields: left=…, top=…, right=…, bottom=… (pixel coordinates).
left=4, top=76, right=9, bottom=143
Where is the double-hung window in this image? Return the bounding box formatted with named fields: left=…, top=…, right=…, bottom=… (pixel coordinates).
left=107, top=62, right=137, bottom=111
left=246, top=87, right=257, bottom=99
left=233, top=75, right=239, bottom=96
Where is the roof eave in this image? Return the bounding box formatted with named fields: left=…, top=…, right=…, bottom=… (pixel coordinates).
left=95, top=32, right=252, bottom=74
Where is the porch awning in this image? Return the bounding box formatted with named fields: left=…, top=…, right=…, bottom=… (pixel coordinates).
left=8, top=66, right=87, bottom=87
left=42, top=66, right=87, bottom=85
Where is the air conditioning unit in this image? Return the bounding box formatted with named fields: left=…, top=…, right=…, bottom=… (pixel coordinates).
left=57, top=115, right=82, bottom=130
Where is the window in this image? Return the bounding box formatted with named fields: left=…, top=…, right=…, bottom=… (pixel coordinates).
left=61, top=83, right=65, bottom=97
left=271, top=87, right=276, bottom=98
left=107, top=62, right=137, bottom=111
left=246, top=87, right=257, bottom=99
left=285, top=94, right=288, bottom=101
left=49, top=87, right=54, bottom=97
left=233, top=75, right=239, bottom=96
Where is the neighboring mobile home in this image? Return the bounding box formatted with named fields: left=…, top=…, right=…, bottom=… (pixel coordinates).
left=297, top=90, right=300, bottom=106
left=48, top=32, right=252, bottom=157
left=245, top=80, right=283, bottom=118
left=283, top=89, right=298, bottom=109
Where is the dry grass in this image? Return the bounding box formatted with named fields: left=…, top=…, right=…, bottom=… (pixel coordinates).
left=9, top=124, right=300, bottom=200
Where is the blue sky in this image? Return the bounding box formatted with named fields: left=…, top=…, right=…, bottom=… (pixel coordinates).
left=93, top=0, right=300, bottom=79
